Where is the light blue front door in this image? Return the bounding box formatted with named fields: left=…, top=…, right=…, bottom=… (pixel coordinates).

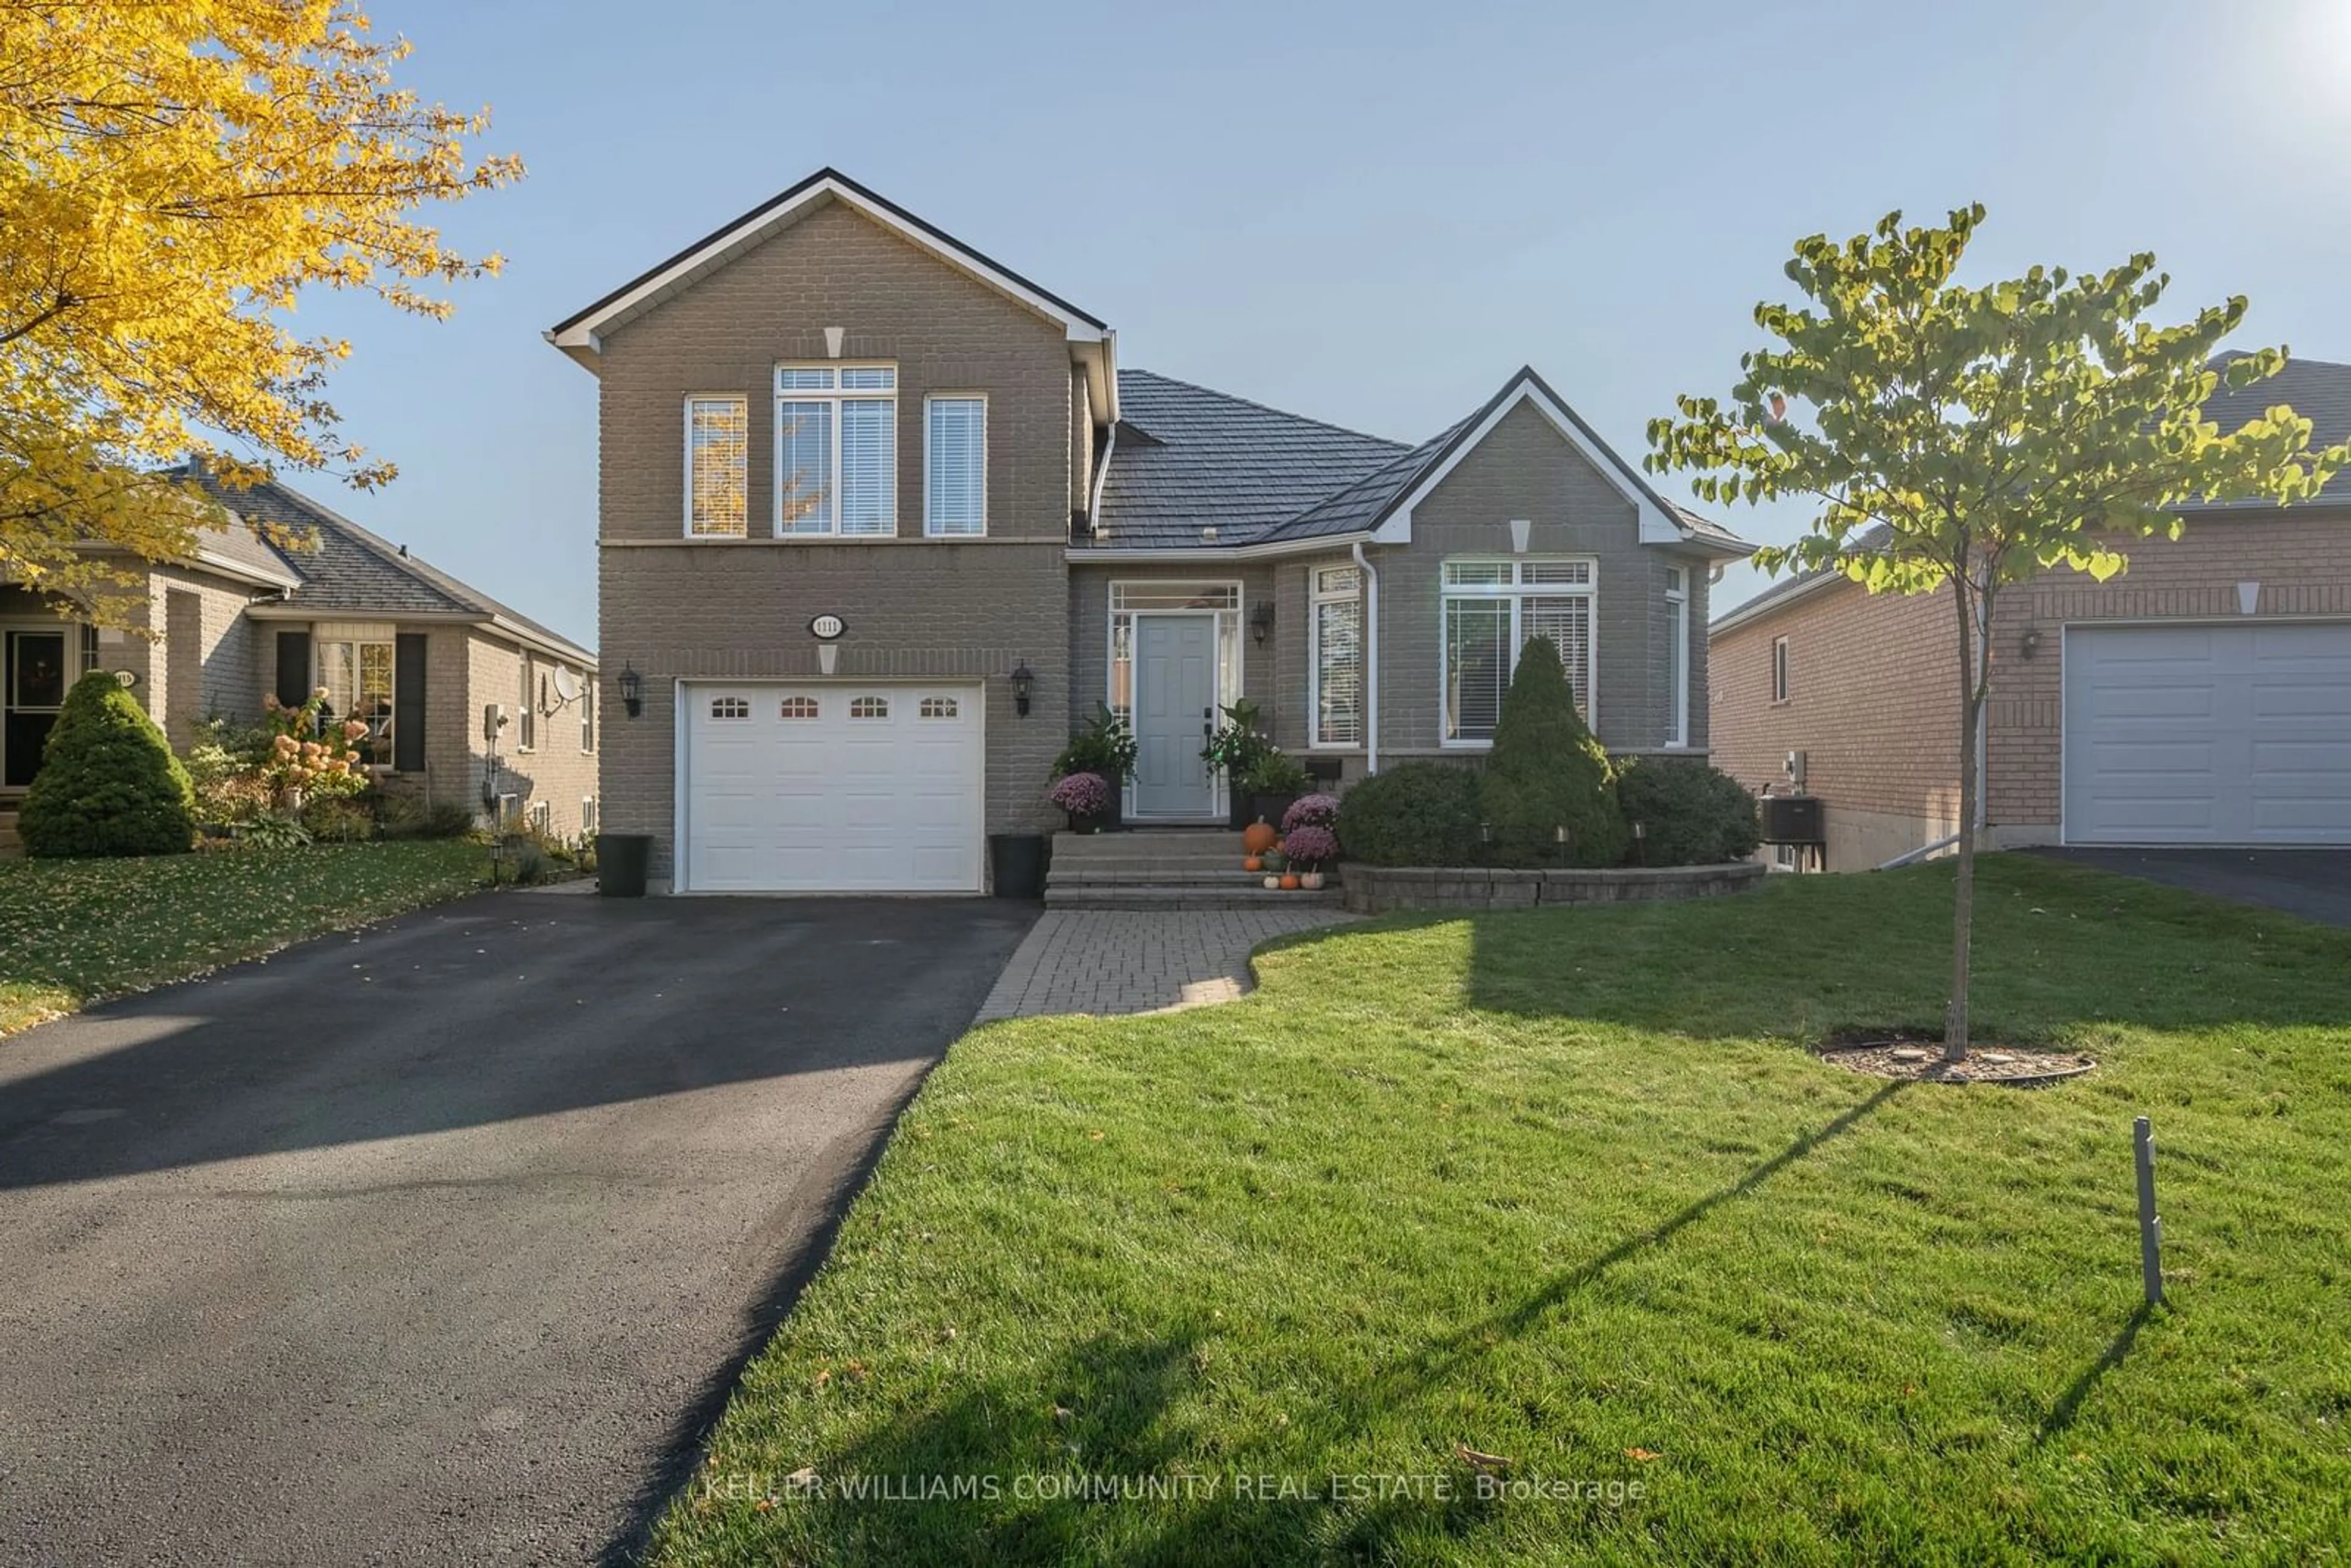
left=1131, top=615, right=1217, bottom=817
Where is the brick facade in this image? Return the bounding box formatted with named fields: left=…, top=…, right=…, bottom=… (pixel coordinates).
left=1709, top=508, right=2351, bottom=866
left=591, top=198, right=1078, bottom=885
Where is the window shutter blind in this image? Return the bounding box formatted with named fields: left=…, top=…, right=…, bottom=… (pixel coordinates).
left=394, top=633, right=427, bottom=772
left=838, top=398, right=894, bottom=533
left=927, top=398, right=985, bottom=534
left=275, top=631, right=312, bottom=709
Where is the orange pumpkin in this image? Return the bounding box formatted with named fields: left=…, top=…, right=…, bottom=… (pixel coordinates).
left=1243, top=855, right=1263, bottom=872
left=1242, top=819, right=1280, bottom=856
left=1280, top=872, right=1301, bottom=890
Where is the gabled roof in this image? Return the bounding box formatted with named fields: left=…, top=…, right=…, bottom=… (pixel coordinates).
left=546, top=167, right=1117, bottom=419
left=178, top=467, right=594, bottom=666
left=1084, top=366, right=1752, bottom=558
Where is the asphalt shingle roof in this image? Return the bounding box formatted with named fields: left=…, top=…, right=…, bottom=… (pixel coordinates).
left=1092, top=370, right=1411, bottom=547
left=2183, top=353, right=2351, bottom=511
left=179, top=467, right=593, bottom=660
left=1091, top=367, right=1749, bottom=557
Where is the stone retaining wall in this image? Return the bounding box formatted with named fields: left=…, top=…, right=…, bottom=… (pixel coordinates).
left=1340, top=861, right=1766, bottom=914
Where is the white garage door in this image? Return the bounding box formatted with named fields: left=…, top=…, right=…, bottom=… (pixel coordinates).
left=2063, top=623, right=2351, bottom=845
left=682, top=684, right=984, bottom=892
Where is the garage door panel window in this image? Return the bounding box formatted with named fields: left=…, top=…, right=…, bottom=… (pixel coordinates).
left=1441, top=557, right=1597, bottom=743
left=776, top=364, right=896, bottom=536
left=781, top=696, right=819, bottom=719
left=920, top=696, right=959, bottom=719
left=710, top=697, right=750, bottom=719
left=850, top=696, right=889, bottom=719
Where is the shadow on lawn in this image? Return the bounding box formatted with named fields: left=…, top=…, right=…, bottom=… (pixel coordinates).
left=1451, top=857, right=2351, bottom=1041
left=2034, top=1301, right=2160, bottom=1446
left=669, top=1327, right=1491, bottom=1568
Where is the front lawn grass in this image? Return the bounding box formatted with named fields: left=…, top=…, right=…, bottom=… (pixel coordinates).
left=652, top=855, right=2351, bottom=1566
left=0, top=840, right=486, bottom=1035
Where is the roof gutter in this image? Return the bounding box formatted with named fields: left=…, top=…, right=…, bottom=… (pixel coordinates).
left=239, top=604, right=595, bottom=668
left=1708, top=569, right=1843, bottom=637
left=1065, top=531, right=1373, bottom=565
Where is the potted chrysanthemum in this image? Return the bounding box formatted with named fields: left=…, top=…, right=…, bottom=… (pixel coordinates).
left=1282, top=823, right=1338, bottom=890
left=1048, top=770, right=1114, bottom=833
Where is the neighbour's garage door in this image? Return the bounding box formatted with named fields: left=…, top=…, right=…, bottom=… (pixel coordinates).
left=2063, top=623, right=2351, bottom=845
left=681, top=684, right=984, bottom=892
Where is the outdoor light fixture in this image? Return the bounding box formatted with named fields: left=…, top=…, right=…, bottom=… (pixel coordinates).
left=2020, top=626, right=2043, bottom=661
left=1010, top=660, right=1035, bottom=717
left=1249, top=601, right=1275, bottom=647
left=616, top=662, right=643, bottom=718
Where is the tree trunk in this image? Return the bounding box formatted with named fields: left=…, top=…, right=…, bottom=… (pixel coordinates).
left=1944, top=572, right=1995, bottom=1062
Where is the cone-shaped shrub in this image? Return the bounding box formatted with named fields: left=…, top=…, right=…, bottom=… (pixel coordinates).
left=19, top=671, right=195, bottom=857
left=1480, top=636, right=1627, bottom=868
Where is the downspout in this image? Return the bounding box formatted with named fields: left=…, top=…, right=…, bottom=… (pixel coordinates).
left=1877, top=706, right=1987, bottom=870
left=1087, top=421, right=1116, bottom=540
left=1351, top=538, right=1380, bottom=773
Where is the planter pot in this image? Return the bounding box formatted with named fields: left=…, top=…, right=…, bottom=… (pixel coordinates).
left=1300, top=871, right=1326, bottom=890
left=988, top=833, right=1047, bottom=898
left=1101, top=778, right=1125, bottom=832
left=1067, top=812, right=1104, bottom=835
left=1226, top=789, right=1253, bottom=830
left=1250, top=793, right=1301, bottom=833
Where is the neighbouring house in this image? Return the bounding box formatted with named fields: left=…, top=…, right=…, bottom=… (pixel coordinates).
left=0, top=470, right=599, bottom=845
left=551, top=167, right=1753, bottom=895
left=1709, top=354, right=2351, bottom=869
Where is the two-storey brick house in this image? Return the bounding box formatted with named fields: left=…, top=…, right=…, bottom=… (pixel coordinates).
left=553, top=170, right=1752, bottom=893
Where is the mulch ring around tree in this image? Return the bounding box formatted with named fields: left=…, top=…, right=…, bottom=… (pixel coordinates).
left=1818, top=1029, right=2097, bottom=1087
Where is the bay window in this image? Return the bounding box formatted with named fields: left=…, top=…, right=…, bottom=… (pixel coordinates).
left=776, top=364, right=896, bottom=535
left=1441, top=557, right=1597, bottom=744
left=1310, top=565, right=1362, bottom=747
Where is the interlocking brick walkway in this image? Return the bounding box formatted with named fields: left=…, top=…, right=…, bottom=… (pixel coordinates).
left=975, top=909, right=1358, bottom=1021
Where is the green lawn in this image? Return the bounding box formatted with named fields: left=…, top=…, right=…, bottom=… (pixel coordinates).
left=651, top=856, right=2351, bottom=1567
left=0, top=840, right=487, bottom=1035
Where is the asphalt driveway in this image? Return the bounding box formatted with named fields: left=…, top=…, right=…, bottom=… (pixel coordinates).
left=0, top=890, right=1033, bottom=1567
left=2034, top=846, right=2351, bottom=928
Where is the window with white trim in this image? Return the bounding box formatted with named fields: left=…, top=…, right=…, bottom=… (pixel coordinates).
left=776, top=364, right=896, bottom=535
left=580, top=682, right=595, bottom=753
left=1665, top=565, right=1690, bottom=748
left=582, top=797, right=598, bottom=834
left=1310, top=565, right=1362, bottom=747
left=1442, top=557, right=1597, bottom=743
left=1772, top=636, right=1791, bottom=703
left=685, top=396, right=749, bottom=536
left=925, top=396, right=986, bottom=536
left=317, top=639, right=394, bottom=766
left=527, top=800, right=551, bottom=833
left=780, top=696, right=819, bottom=719
left=919, top=696, right=959, bottom=719
left=710, top=697, right=750, bottom=719
left=849, top=696, right=889, bottom=719
left=517, top=657, right=535, bottom=750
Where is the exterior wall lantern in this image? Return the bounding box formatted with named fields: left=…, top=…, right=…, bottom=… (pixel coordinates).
left=1249, top=601, right=1275, bottom=647
left=2020, top=626, right=2043, bottom=661
left=1009, top=660, right=1035, bottom=717
left=616, top=662, right=643, bottom=718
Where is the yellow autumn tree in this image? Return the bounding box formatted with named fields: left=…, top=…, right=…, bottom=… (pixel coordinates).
left=0, top=1, right=521, bottom=618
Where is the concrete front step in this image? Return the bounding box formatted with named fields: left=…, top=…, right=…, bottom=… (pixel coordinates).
left=1044, top=885, right=1346, bottom=910
left=1052, top=829, right=1243, bottom=857
left=1049, top=868, right=1332, bottom=888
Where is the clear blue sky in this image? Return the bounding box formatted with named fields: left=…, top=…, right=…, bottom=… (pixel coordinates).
left=294, top=0, right=2351, bottom=647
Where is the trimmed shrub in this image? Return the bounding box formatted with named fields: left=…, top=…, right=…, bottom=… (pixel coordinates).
left=20, top=672, right=196, bottom=858
left=1616, top=756, right=1763, bottom=866
left=1480, top=636, right=1627, bottom=868
left=1333, top=760, right=1483, bottom=866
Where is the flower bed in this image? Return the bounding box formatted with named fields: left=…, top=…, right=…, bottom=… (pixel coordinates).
left=1339, top=860, right=1764, bottom=914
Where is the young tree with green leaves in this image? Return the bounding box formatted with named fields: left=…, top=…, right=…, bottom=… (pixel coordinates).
left=1648, top=205, right=2345, bottom=1059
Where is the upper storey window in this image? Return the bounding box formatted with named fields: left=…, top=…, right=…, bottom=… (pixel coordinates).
left=684, top=396, right=748, bottom=537
left=777, top=364, right=896, bottom=536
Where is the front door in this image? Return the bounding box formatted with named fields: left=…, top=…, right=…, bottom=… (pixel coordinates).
left=1130, top=614, right=1217, bottom=817
left=4, top=629, right=70, bottom=789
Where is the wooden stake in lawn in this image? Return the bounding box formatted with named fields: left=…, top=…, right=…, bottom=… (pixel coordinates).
left=1646, top=204, right=2347, bottom=1062
left=2135, top=1117, right=2163, bottom=1307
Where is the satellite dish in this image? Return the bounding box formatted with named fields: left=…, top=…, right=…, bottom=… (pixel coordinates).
left=549, top=666, right=582, bottom=703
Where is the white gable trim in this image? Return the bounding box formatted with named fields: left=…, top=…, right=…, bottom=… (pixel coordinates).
left=548, top=175, right=1106, bottom=358
left=1368, top=378, right=1683, bottom=548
